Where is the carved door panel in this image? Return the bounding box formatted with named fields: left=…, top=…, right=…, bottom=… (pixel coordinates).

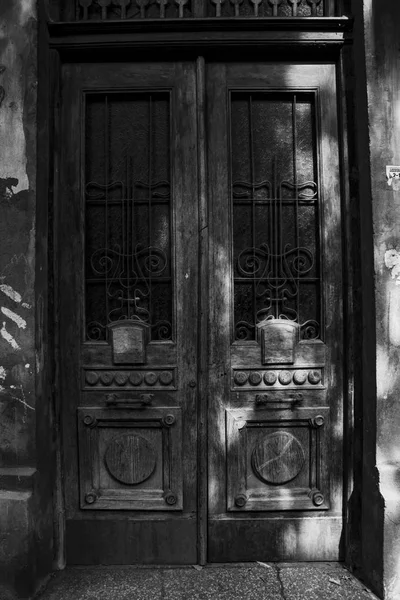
left=58, top=62, right=199, bottom=563
left=207, top=63, right=343, bottom=561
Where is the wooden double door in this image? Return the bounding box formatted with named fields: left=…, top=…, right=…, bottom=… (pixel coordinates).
left=58, top=60, right=344, bottom=564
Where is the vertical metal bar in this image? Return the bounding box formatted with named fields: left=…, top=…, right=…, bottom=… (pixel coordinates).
left=134, top=157, right=136, bottom=322
left=326, top=0, right=337, bottom=16
left=293, top=94, right=299, bottom=324
left=196, top=56, right=208, bottom=566
left=148, top=95, right=153, bottom=330
left=126, top=153, right=130, bottom=317
left=273, top=157, right=278, bottom=317
left=248, top=95, right=257, bottom=333
left=193, top=0, right=206, bottom=17
left=270, top=157, right=276, bottom=317
left=105, top=95, right=109, bottom=332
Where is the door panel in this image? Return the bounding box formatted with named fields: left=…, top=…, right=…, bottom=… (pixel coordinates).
left=207, top=63, right=343, bottom=561
left=59, top=62, right=198, bottom=563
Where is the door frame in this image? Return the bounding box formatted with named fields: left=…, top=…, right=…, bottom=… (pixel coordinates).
left=48, top=27, right=354, bottom=567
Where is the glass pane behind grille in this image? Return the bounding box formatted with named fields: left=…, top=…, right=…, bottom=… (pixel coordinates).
left=85, top=92, right=173, bottom=341
left=231, top=92, right=321, bottom=341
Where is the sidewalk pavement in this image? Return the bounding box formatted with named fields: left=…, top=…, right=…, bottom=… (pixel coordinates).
left=35, top=563, right=379, bottom=600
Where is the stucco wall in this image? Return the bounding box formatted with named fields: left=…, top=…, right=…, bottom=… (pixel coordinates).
left=367, top=1, right=400, bottom=598
left=0, top=1, right=54, bottom=598
left=351, top=0, right=400, bottom=598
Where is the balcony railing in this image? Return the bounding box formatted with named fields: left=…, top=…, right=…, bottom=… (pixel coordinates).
left=55, top=0, right=342, bottom=21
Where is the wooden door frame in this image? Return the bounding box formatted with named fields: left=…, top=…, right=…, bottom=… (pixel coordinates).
left=47, top=20, right=354, bottom=567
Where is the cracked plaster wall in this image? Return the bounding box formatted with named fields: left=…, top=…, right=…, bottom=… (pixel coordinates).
left=0, top=2, right=55, bottom=598
left=0, top=0, right=37, bottom=465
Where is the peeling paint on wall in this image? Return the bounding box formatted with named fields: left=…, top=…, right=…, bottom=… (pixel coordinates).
left=0, top=283, right=22, bottom=303
left=0, top=307, right=27, bottom=329
left=0, top=321, right=21, bottom=350
left=0, top=365, right=6, bottom=392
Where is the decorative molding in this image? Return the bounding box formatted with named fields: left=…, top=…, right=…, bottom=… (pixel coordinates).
left=77, top=406, right=183, bottom=510
left=232, top=367, right=324, bottom=389
left=83, top=367, right=177, bottom=389
left=48, top=17, right=351, bottom=54
left=226, top=407, right=329, bottom=511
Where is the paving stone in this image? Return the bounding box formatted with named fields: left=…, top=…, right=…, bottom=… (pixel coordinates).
left=35, top=563, right=378, bottom=600
left=36, top=566, right=162, bottom=600
left=278, top=563, right=379, bottom=600
left=162, top=565, right=282, bottom=600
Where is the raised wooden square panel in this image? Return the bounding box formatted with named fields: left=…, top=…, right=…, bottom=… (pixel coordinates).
left=226, top=408, right=329, bottom=511
left=77, top=407, right=182, bottom=510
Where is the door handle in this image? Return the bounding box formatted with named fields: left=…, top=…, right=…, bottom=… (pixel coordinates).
left=105, top=393, right=153, bottom=408
left=255, top=393, right=303, bottom=406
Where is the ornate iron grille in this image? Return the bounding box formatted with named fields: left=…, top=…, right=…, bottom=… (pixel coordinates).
left=74, top=0, right=336, bottom=20
left=85, top=92, right=173, bottom=342
left=231, top=92, right=321, bottom=341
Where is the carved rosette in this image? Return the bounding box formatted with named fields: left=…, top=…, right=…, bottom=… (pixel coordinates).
left=84, top=368, right=176, bottom=389
left=234, top=494, right=248, bottom=508
left=311, top=491, right=325, bottom=507
left=232, top=368, right=323, bottom=389
left=164, top=492, right=177, bottom=506
left=85, top=492, right=97, bottom=505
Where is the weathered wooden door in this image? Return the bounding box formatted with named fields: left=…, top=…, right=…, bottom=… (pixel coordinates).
left=58, top=60, right=343, bottom=564
left=58, top=62, right=199, bottom=563
left=207, top=63, right=343, bottom=562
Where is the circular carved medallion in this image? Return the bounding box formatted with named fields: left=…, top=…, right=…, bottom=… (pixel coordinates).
left=144, top=371, right=158, bottom=386
left=105, top=434, right=156, bottom=485
left=159, top=371, right=173, bottom=386
left=293, top=370, right=307, bottom=385
left=100, top=372, right=114, bottom=386
left=308, top=370, right=321, bottom=385
left=129, top=372, right=143, bottom=386
left=252, top=431, right=305, bottom=485
left=263, top=371, right=277, bottom=386
left=86, top=371, right=99, bottom=386
left=234, top=371, right=248, bottom=386
left=249, top=372, right=262, bottom=386
left=114, top=372, right=128, bottom=386
left=278, top=370, right=292, bottom=385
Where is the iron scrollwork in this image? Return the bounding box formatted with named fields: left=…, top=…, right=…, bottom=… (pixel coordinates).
left=232, top=92, right=322, bottom=342
left=85, top=92, right=173, bottom=343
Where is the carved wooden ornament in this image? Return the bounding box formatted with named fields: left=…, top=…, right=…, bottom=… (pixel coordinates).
left=256, top=319, right=298, bottom=365
left=108, top=320, right=150, bottom=365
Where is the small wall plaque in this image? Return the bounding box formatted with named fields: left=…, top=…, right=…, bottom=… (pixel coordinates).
left=108, top=320, right=150, bottom=365
left=386, top=165, right=400, bottom=187
left=256, top=319, right=298, bottom=365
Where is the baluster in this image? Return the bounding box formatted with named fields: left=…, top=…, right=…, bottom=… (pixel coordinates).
left=156, top=0, right=169, bottom=17
left=79, top=0, right=92, bottom=20
left=136, top=0, right=149, bottom=18
left=250, top=0, right=262, bottom=16
left=268, top=0, right=281, bottom=16
left=115, top=0, right=131, bottom=18
left=230, top=0, right=243, bottom=17
left=99, top=0, right=111, bottom=19
left=174, top=0, right=188, bottom=18
left=288, top=0, right=302, bottom=16
left=306, top=0, right=321, bottom=15
left=211, top=0, right=225, bottom=17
